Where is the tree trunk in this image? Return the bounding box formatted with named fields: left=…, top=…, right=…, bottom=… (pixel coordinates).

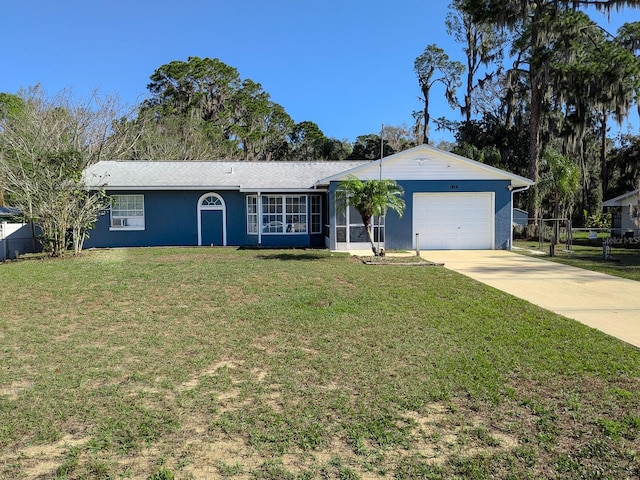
left=363, top=217, right=378, bottom=256
left=527, top=15, right=542, bottom=229
left=422, top=85, right=430, bottom=145
left=553, top=199, right=560, bottom=244
left=600, top=111, right=608, bottom=205
left=527, top=80, right=542, bottom=229
left=465, top=44, right=474, bottom=123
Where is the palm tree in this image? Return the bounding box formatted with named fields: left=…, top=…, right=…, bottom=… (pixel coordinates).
left=539, top=148, right=580, bottom=243
left=337, top=176, right=405, bottom=256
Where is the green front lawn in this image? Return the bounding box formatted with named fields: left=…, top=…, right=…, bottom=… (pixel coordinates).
left=514, top=240, right=640, bottom=281
left=1, top=248, right=638, bottom=479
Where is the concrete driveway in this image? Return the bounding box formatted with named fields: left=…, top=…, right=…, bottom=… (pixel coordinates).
left=421, top=250, right=640, bottom=349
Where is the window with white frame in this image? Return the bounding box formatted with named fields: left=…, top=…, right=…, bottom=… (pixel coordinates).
left=285, top=195, right=307, bottom=233
left=262, top=195, right=284, bottom=233
left=110, top=195, right=145, bottom=230
left=202, top=195, right=223, bottom=207
left=251, top=195, right=308, bottom=234
left=335, top=190, right=384, bottom=243
left=247, top=195, right=258, bottom=234
left=311, top=195, right=322, bottom=234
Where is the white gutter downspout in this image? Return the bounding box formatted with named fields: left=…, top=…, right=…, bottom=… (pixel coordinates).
left=257, top=192, right=262, bottom=247
left=509, top=184, right=531, bottom=250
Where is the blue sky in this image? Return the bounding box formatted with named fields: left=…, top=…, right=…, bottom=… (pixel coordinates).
left=2, top=1, right=637, bottom=145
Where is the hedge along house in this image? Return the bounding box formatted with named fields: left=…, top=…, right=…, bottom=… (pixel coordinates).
left=82, top=145, right=533, bottom=251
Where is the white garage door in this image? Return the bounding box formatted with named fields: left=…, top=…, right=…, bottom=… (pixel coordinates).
left=413, top=192, right=494, bottom=250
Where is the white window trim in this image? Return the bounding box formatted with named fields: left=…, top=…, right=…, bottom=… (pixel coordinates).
left=334, top=190, right=385, bottom=249
left=109, top=194, right=145, bottom=231
left=260, top=194, right=308, bottom=235
left=311, top=194, right=322, bottom=234
left=247, top=195, right=258, bottom=235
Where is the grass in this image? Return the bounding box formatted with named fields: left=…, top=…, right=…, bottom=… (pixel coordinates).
left=1, top=247, right=639, bottom=479
left=514, top=240, right=640, bottom=281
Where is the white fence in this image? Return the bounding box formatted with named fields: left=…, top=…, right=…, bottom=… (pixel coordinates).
left=0, top=222, right=38, bottom=261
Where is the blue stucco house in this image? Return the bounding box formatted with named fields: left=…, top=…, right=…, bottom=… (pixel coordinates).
left=82, top=145, right=533, bottom=251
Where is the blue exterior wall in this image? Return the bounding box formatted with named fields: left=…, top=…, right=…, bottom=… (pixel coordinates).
left=86, top=190, right=199, bottom=248
left=85, top=180, right=512, bottom=251
left=84, top=190, right=326, bottom=249
left=328, top=179, right=513, bottom=250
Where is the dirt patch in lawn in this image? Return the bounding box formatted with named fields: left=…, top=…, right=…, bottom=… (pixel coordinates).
left=354, top=255, right=442, bottom=266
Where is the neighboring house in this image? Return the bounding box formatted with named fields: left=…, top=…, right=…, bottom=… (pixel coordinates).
left=511, top=208, right=528, bottom=239
left=602, top=189, right=640, bottom=238
left=0, top=206, right=21, bottom=219
left=1, top=206, right=38, bottom=261
left=512, top=208, right=528, bottom=227
left=82, top=145, right=533, bottom=251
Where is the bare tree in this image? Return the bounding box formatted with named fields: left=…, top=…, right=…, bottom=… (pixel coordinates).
left=0, top=86, right=135, bottom=255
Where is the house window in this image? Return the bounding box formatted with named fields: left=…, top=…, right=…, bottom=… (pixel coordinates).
left=335, top=190, right=384, bottom=243
left=202, top=195, right=223, bottom=207
left=262, top=195, right=284, bottom=233
left=286, top=195, right=307, bottom=233
left=247, top=195, right=258, bottom=234
left=260, top=195, right=308, bottom=234
left=110, top=195, right=144, bottom=230
left=311, top=195, right=322, bottom=234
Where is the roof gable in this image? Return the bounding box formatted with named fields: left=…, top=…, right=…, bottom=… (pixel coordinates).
left=603, top=189, right=640, bottom=207
left=317, top=145, right=533, bottom=187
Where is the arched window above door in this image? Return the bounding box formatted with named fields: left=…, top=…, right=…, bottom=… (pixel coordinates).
left=200, top=194, right=224, bottom=209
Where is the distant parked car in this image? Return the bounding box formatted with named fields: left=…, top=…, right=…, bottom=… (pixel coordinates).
left=263, top=220, right=283, bottom=233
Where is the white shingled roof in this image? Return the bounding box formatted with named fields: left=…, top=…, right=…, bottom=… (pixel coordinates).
left=83, top=160, right=370, bottom=191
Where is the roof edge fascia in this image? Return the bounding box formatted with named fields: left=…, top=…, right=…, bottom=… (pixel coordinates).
left=239, top=188, right=328, bottom=193
left=99, top=185, right=242, bottom=191
left=93, top=186, right=328, bottom=193
left=603, top=189, right=640, bottom=206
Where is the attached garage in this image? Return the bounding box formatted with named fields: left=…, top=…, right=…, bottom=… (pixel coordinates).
left=322, top=145, right=534, bottom=252
left=413, top=192, right=494, bottom=250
